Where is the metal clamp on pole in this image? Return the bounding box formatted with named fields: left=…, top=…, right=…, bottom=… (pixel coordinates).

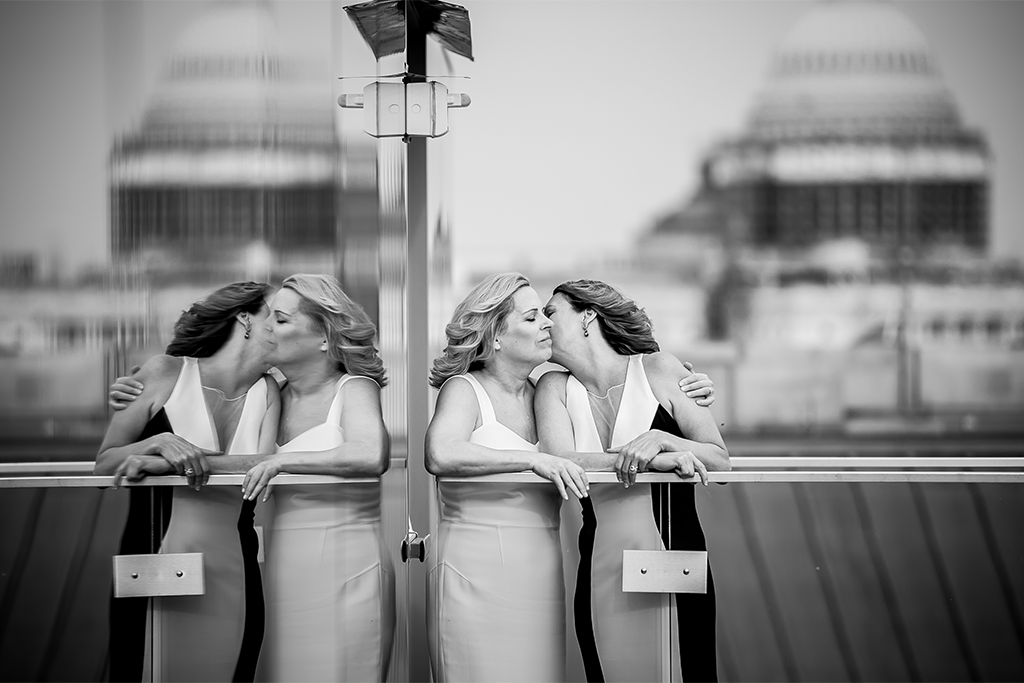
left=401, top=529, right=429, bottom=563
left=112, top=553, right=205, bottom=598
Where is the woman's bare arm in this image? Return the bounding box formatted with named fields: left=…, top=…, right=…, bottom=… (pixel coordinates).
left=95, top=356, right=217, bottom=489
left=642, top=352, right=730, bottom=471
left=534, top=371, right=618, bottom=472
left=426, top=377, right=542, bottom=476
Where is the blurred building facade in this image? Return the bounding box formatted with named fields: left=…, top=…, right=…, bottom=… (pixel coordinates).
left=109, top=4, right=374, bottom=286
left=0, top=3, right=384, bottom=437
left=556, top=1, right=1024, bottom=433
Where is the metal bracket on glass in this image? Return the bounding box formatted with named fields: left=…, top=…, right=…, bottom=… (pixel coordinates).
left=112, top=553, right=205, bottom=598
left=621, top=550, right=708, bottom=594
left=401, top=529, right=429, bottom=563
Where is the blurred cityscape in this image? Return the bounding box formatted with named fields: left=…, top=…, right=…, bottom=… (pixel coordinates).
left=1, top=3, right=1023, bottom=682
left=514, top=1, right=1024, bottom=436
left=3, top=0, right=1020, bottom=444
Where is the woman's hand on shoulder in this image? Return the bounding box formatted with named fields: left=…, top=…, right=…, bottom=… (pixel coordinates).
left=108, top=355, right=186, bottom=411
left=646, top=353, right=710, bottom=409
left=680, top=361, right=715, bottom=406
left=530, top=452, right=589, bottom=500
left=109, top=364, right=144, bottom=410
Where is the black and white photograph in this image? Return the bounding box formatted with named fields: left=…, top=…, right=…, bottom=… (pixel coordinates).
left=1, top=0, right=1022, bottom=681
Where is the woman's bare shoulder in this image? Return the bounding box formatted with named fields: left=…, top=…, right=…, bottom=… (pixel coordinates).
left=136, top=355, right=183, bottom=384
left=642, top=351, right=689, bottom=379
left=535, top=369, right=569, bottom=397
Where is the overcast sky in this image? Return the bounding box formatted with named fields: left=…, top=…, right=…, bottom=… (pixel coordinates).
left=1, top=0, right=1022, bottom=277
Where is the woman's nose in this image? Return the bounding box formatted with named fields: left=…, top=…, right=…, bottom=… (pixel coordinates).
left=540, top=315, right=552, bottom=329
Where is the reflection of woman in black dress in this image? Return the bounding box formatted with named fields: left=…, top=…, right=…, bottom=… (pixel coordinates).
left=536, top=279, right=729, bottom=683
left=95, top=282, right=279, bottom=682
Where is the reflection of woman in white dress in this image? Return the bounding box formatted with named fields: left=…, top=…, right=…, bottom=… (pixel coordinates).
left=111, top=274, right=394, bottom=683
left=425, top=273, right=589, bottom=682
left=238, top=274, right=395, bottom=683
left=536, top=279, right=729, bottom=683
left=97, top=282, right=280, bottom=682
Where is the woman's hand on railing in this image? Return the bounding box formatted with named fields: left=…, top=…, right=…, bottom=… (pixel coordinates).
left=530, top=454, right=589, bottom=500
left=112, top=455, right=175, bottom=489
left=608, top=430, right=675, bottom=487
left=145, top=433, right=218, bottom=490
left=242, top=459, right=281, bottom=503
left=649, top=451, right=709, bottom=486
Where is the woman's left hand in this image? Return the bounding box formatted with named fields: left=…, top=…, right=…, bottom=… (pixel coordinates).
left=111, top=455, right=174, bottom=488
left=680, top=361, right=715, bottom=407
left=607, top=430, right=672, bottom=487
left=243, top=459, right=281, bottom=502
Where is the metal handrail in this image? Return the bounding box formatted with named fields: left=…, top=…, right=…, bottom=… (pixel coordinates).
left=0, top=468, right=376, bottom=489
left=3, top=458, right=1022, bottom=487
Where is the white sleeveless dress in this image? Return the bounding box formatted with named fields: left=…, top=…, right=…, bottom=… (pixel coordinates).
left=562, top=355, right=680, bottom=682
left=428, top=373, right=566, bottom=682
left=157, top=357, right=271, bottom=682
left=260, top=375, right=395, bottom=683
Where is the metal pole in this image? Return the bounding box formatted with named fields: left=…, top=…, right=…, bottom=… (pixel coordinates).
left=402, top=14, right=432, bottom=679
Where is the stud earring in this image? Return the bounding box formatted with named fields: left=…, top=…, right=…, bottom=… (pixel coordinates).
left=583, top=326, right=589, bottom=337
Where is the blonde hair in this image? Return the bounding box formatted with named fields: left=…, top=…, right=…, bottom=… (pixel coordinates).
left=429, top=272, right=530, bottom=388
left=282, top=274, right=388, bottom=386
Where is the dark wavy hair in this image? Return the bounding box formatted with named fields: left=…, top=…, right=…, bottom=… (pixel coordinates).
left=165, top=281, right=271, bottom=358
left=552, top=279, right=660, bottom=356
left=282, top=274, right=388, bottom=386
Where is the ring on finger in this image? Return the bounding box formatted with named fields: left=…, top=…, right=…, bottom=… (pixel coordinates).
left=184, top=467, right=195, bottom=475
left=628, top=464, right=638, bottom=473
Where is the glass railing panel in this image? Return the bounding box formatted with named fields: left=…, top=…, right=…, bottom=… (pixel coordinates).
left=0, top=473, right=400, bottom=683
left=0, top=483, right=125, bottom=682
left=433, top=454, right=1024, bottom=682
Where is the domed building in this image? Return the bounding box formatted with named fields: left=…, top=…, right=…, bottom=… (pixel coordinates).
left=109, top=2, right=377, bottom=286
left=636, top=0, right=1024, bottom=428
left=642, top=0, right=989, bottom=268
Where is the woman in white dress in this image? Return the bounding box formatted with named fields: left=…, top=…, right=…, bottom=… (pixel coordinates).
left=97, top=281, right=280, bottom=683
left=111, top=274, right=395, bottom=682
left=425, top=272, right=589, bottom=683
left=535, top=279, right=730, bottom=683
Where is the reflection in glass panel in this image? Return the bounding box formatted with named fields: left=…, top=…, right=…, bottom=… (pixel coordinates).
left=0, top=487, right=124, bottom=681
